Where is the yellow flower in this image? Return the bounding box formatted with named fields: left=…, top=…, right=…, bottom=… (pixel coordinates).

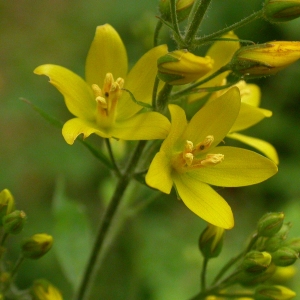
left=34, top=24, right=170, bottom=144
left=146, top=87, right=278, bottom=229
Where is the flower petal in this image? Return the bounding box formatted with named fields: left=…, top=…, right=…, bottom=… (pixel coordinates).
left=111, top=111, right=170, bottom=140
left=117, top=45, right=168, bottom=120
left=227, top=132, right=279, bottom=164
left=62, top=118, right=110, bottom=145
left=230, top=102, right=272, bottom=133
left=85, top=24, right=128, bottom=87
left=146, top=151, right=173, bottom=194
left=173, top=173, right=234, bottom=229
left=192, top=146, right=278, bottom=187
left=34, top=65, right=95, bottom=119
left=241, top=83, right=261, bottom=107
left=183, top=87, right=241, bottom=147
left=161, top=104, right=188, bottom=153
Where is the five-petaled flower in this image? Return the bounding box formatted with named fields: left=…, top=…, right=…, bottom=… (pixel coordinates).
left=34, top=24, right=170, bottom=144
left=146, top=87, right=278, bottom=229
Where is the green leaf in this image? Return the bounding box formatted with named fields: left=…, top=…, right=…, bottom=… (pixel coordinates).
left=52, top=178, right=93, bottom=291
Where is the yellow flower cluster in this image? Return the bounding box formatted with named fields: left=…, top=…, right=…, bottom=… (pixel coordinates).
left=35, top=23, right=300, bottom=229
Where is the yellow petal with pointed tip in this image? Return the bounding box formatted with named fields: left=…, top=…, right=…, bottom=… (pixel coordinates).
left=192, top=146, right=278, bottom=187
left=184, top=87, right=240, bottom=146
left=85, top=24, right=128, bottom=87
left=227, top=132, right=279, bottom=164
left=230, top=102, right=272, bottom=133
left=173, top=173, right=234, bottom=229
left=161, top=104, right=187, bottom=153
left=117, top=45, right=168, bottom=120
left=34, top=64, right=95, bottom=120
left=145, top=151, right=173, bottom=194
left=62, top=118, right=110, bottom=145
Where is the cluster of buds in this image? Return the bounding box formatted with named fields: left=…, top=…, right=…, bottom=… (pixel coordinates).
left=0, top=189, right=58, bottom=299
left=198, top=212, right=298, bottom=299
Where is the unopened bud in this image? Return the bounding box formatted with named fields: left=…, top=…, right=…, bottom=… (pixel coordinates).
left=284, top=237, right=300, bottom=254
left=255, top=284, right=296, bottom=300
left=264, top=0, right=300, bottom=22
left=271, top=247, right=299, bottom=266
left=159, top=0, right=195, bottom=22
left=229, top=42, right=300, bottom=78
left=271, top=265, right=296, bottom=283
left=238, top=263, right=277, bottom=286
left=2, top=210, right=26, bottom=234
left=31, top=279, right=63, bottom=300
left=0, top=189, right=15, bottom=222
left=265, top=223, right=292, bottom=252
left=21, top=233, right=53, bottom=259
left=257, top=212, right=284, bottom=237
left=241, top=251, right=272, bottom=273
left=157, top=50, right=213, bottom=85
left=199, top=223, right=224, bottom=258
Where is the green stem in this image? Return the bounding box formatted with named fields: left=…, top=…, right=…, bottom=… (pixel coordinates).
left=11, top=255, right=25, bottom=278
left=156, top=83, right=173, bottom=111
left=212, top=232, right=259, bottom=284
left=169, top=65, right=230, bottom=101
left=105, top=139, right=121, bottom=177
left=0, top=232, right=9, bottom=246
left=184, top=0, right=212, bottom=48
left=200, top=257, right=209, bottom=292
left=170, top=0, right=185, bottom=47
left=75, top=140, right=147, bottom=300
left=153, top=19, right=163, bottom=47
left=195, top=10, right=264, bottom=47
left=152, top=76, right=160, bottom=111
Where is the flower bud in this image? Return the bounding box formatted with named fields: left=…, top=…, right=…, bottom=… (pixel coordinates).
left=271, top=266, right=296, bottom=283
left=257, top=212, right=284, bottom=237
left=264, top=0, right=300, bottom=22
left=229, top=42, right=300, bottom=78
left=241, top=251, right=272, bottom=273
left=0, top=189, right=15, bottom=222
left=255, top=284, right=296, bottom=300
left=265, top=223, right=292, bottom=252
left=271, top=247, right=299, bottom=266
left=199, top=223, right=224, bottom=258
left=31, top=279, right=63, bottom=300
left=284, top=237, right=300, bottom=254
left=2, top=210, right=27, bottom=235
left=238, top=263, right=277, bottom=286
left=157, top=50, right=213, bottom=85
left=21, top=233, right=53, bottom=259
left=159, top=0, right=195, bottom=22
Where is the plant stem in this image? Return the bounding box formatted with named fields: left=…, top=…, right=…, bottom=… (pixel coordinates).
left=105, top=139, right=121, bottom=177
left=75, top=140, right=147, bottom=300
left=156, top=83, right=173, bottom=111
left=184, top=0, right=212, bottom=48
left=200, top=257, right=208, bottom=292
left=194, top=10, right=264, bottom=47
left=153, top=19, right=163, bottom=47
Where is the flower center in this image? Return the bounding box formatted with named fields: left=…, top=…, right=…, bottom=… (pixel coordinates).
left=92, top=73, right=124, bottom=127
left=171, top=135, right=224, bottom=173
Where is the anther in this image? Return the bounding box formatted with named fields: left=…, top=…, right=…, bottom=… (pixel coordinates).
left=200, top=154, right=224, bottom=167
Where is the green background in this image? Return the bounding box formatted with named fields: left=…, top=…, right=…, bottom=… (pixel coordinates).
left=1, top=0, right=300, bottom=299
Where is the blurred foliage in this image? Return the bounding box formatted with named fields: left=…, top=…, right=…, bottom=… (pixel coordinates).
left=0, top=0, right=300, bottom=299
